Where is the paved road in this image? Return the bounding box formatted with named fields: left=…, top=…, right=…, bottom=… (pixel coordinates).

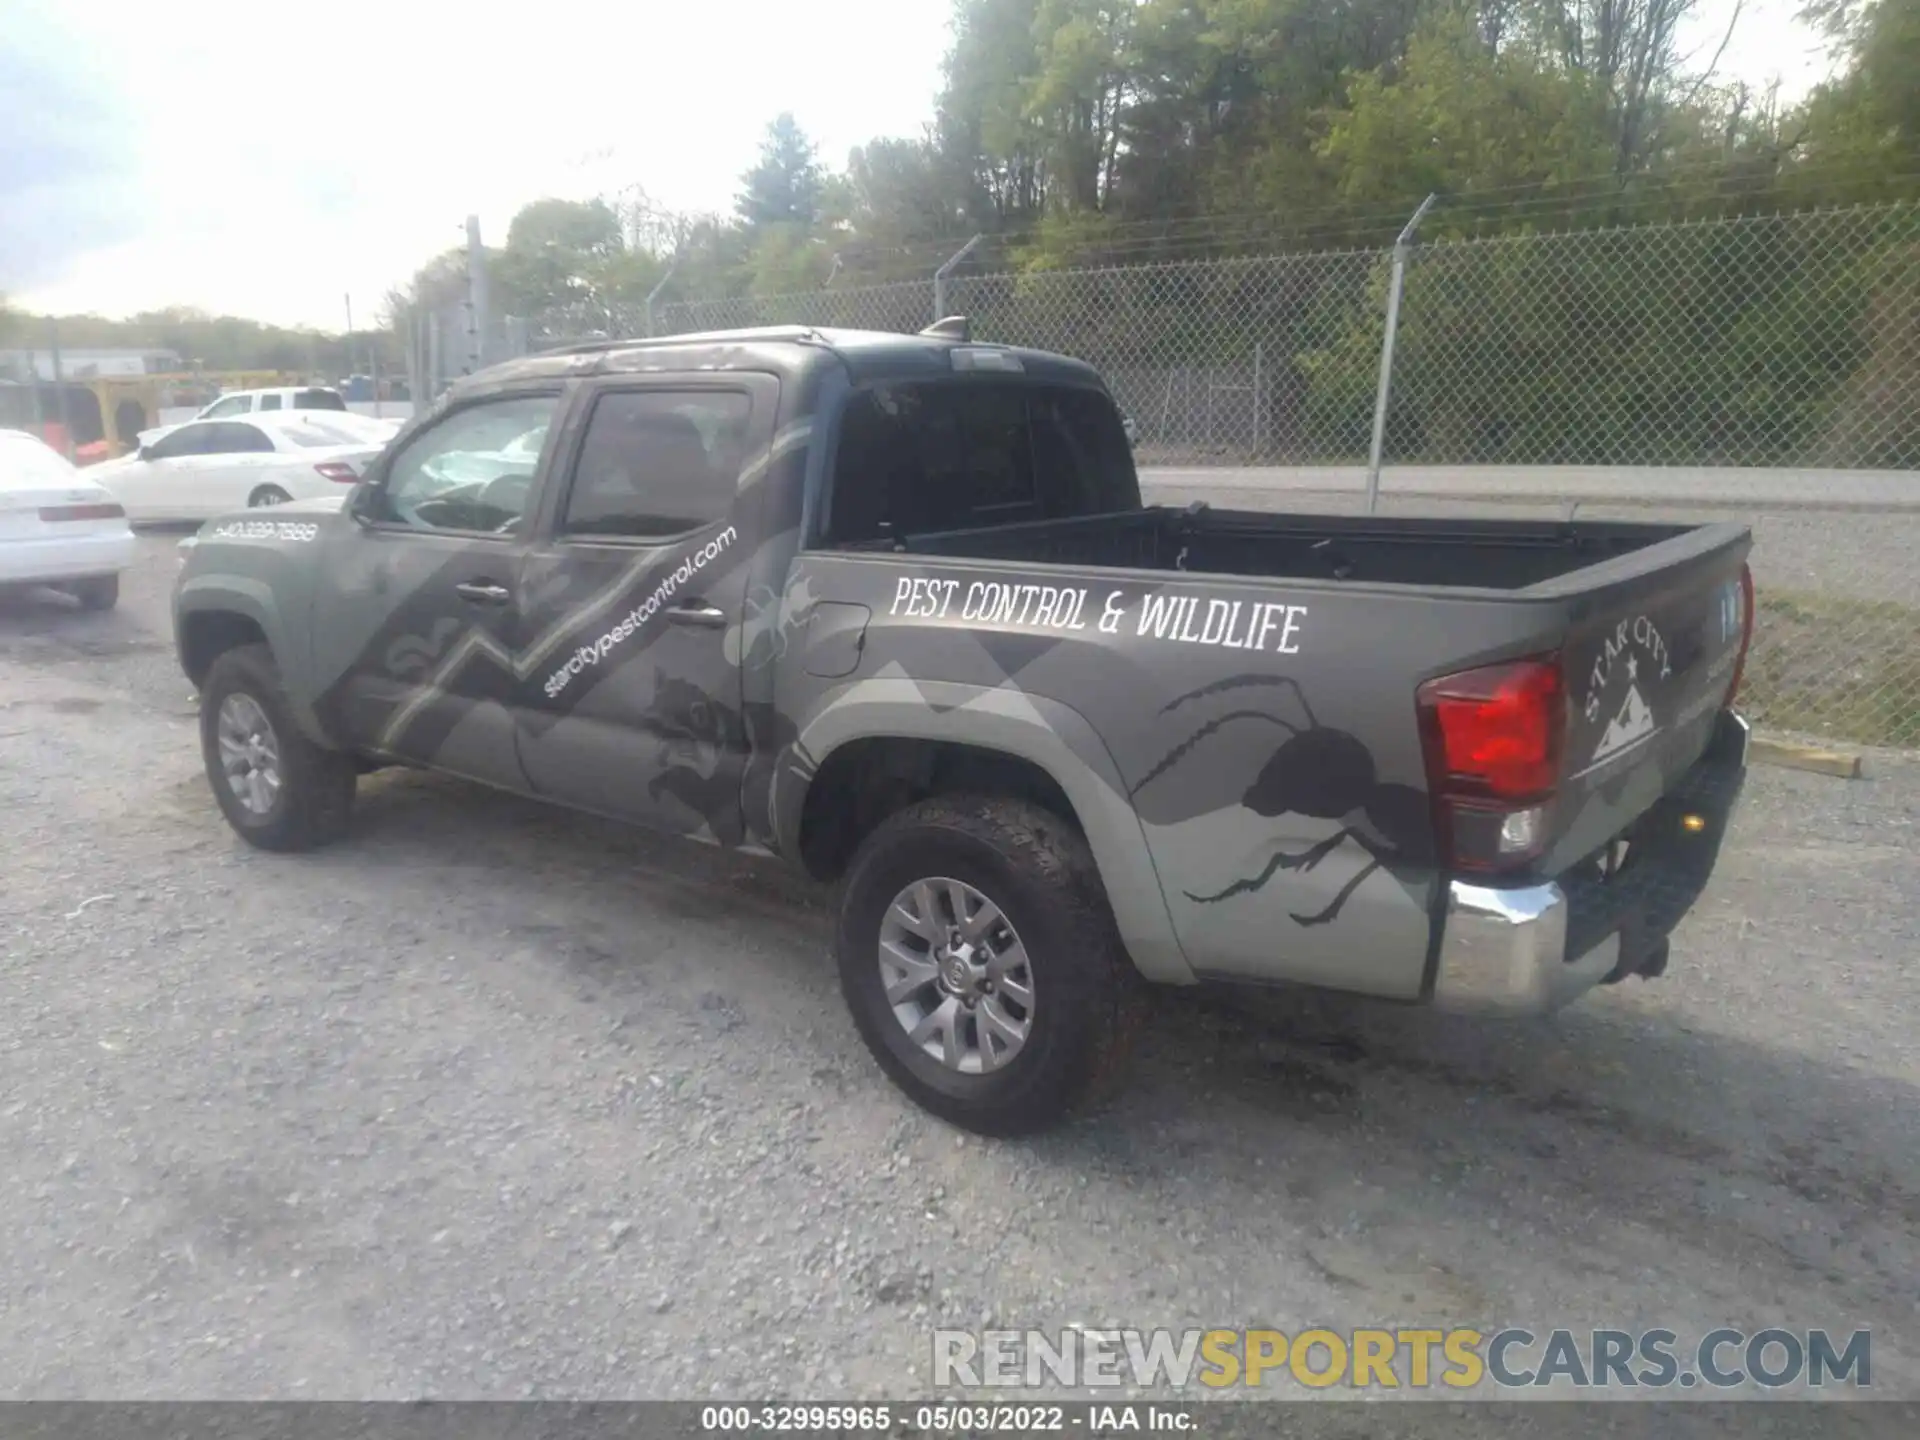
left=0, top=536, right=1915, bottom=1409
left=1141, top=463, right=1920, bottom=511
left=1139, top=479, right=1920, bottom=611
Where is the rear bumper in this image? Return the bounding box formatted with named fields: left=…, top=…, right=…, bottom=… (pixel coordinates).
left=0, top=530, right=137, bottom=585
left=1431, top=710, right=1749, bottom=1016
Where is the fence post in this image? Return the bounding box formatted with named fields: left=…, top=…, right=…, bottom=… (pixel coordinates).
left=1364, top=193, right=1437, bottom=515
left=405, top=312, right=423, bottom=413
left=1252, top=342, right=1263, bottom=456
left=933, top=235, right=985, bottom=324
left=645, top=262, right=678, bottom=338
left=465, top=215, right=490, bottom=370
left=47, top=317, right=72, bottom=461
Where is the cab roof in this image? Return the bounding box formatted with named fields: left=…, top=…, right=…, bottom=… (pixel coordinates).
left=443, top=325, right=1105, bottom=400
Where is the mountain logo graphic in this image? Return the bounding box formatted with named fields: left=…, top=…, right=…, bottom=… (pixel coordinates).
left=1592, top=681, right=1658, bottom=764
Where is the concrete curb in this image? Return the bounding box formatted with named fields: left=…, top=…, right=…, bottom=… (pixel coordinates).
left=1750, top=736, right=1865, bottom=778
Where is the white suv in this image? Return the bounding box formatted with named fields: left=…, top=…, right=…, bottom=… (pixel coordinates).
left=195, top=387, right=350, bottom=420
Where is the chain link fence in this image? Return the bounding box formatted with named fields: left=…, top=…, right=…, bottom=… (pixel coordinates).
left=513, top=201, right=1920, bottom=750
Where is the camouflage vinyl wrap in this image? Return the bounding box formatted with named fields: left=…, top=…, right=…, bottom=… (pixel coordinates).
left=175, top=331, right=1751, bottom=997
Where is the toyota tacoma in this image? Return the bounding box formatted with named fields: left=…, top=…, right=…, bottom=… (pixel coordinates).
left=173, top=323, right=1755, bottom=1134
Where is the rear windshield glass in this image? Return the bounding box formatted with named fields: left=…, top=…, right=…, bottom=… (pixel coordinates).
left=278, top=417, right=379, bottom=447
left=293, top=389, right=349, bottom=411
left=827, top=381, right=1135, bottom=544
left=1, top=435, right=78, bottom=486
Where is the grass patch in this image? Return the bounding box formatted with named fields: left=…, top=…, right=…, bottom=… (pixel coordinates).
left=1743, top=590, right=1920, bottom=749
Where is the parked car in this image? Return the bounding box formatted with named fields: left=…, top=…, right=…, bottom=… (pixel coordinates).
left=172, top=325, right=1754, bottom=1134
left=0, top=428, right=135, bottom=610
left=95, top=412, right=390, bottom=523
left=138, top=394, right=398, bottom=451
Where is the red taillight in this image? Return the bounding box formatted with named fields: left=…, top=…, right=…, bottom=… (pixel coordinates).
left=1418, top=659, right=1565, bottom=801
left=38, top=502, right=125, bottom=522
left=314, top=462, right=359, bottom=484
left=1726, top=563, right=1755, bottom=707
left=1418, top=657, right=1566, bottom=873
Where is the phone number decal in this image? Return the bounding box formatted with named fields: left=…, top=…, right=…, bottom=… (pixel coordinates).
left=209, top=519, right=320, bottom=543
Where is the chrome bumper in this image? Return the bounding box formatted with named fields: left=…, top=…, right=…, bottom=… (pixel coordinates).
left=1431, top=711, right=1749, bottom=1016
left=1431, top=881, right=1619, bottom=1015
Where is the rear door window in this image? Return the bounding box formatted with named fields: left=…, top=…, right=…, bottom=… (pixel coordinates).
left=148, top=424, right=218, bottom=459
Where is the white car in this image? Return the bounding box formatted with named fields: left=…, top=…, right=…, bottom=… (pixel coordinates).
left=93, top=412, right=391, bottom=523
left=0, top=429, right=136, bottom=610
left=136, top=389, right=402, bottom=449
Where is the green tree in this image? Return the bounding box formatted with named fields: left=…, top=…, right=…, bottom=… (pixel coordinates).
left=1792, top=0, right=1920, bottom=197
left=845, top=136, right=970, bottom=248
left=1318, top=9, right=1613, bottom=211
left=737, top=113, right=827, bottom=228
left=495, top=197, right=634, bottom=315
left=937, top=0, right=1049, bottom=226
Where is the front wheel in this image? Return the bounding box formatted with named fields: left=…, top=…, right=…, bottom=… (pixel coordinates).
left=836, top=795, right=1143, bottom=1136
left=199, top=643, right=357, bottom=851
left=248, top=485, right=292, bottom=508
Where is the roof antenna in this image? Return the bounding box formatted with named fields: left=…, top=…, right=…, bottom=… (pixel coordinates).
left=920, top=316, right=971, bottom=342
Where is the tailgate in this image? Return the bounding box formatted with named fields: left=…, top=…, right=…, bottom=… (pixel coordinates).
left=1541, top=522, right=1751, bottom=872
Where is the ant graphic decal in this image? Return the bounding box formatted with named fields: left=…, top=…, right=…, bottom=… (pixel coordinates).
left=1132, top=674, right=1435, bottom=927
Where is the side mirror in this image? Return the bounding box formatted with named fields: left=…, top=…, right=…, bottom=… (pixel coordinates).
left=136, top=444, right=153, bottom=461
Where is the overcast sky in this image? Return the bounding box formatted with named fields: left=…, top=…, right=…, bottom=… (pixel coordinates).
left=4, top=0, right=1834, bottom=332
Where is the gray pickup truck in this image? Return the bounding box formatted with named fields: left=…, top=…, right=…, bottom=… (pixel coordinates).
left=174, top=323, right=1754, bottom=1134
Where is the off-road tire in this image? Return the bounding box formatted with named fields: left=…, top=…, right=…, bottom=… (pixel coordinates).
left=837, top=794, right=1145, bottom=1136
left=200, top=643, right=356, bottom=851
left=68, top=573, right=119, bottom=611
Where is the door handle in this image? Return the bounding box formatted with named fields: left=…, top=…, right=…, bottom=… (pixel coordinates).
left=454, top=580, right=512, bottom=605
left=665, top=599, right=728, bottom=629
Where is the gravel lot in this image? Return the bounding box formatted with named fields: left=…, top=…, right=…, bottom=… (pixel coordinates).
left=1, top=530, right=1916, bottom=1409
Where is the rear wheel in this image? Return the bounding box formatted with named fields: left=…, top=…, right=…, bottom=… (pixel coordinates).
left=836, top=794, right=1143, bottom=1136
left=67, top=574, right=119, bottom=611
left=248, top=485, right=292, bottom=508
left=199, top=643, right=356, bottom=851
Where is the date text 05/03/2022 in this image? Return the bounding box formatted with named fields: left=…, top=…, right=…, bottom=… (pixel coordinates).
left=891, top=575, right=1309, bottom=655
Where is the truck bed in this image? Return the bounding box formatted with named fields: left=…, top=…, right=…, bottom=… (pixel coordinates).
left=847, top=506, right=1694, bottom=592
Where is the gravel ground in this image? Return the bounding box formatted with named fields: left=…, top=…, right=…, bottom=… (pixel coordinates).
left=1, top=532, right=1916, bottom=1409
